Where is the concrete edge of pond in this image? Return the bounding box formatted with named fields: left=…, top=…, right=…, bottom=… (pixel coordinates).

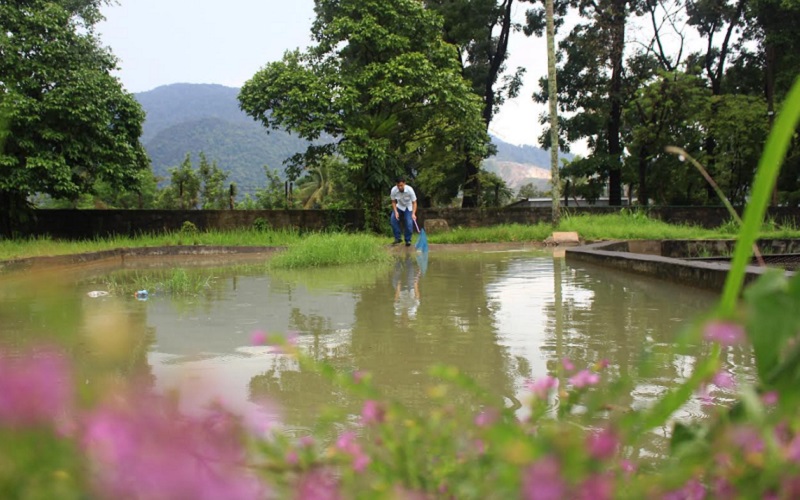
left=565, top=241, right=791, bottom=291
left=0, top=246, right=285, bottom=273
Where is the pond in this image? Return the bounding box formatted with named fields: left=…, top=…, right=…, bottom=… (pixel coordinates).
left=0, top=250, right=751, bottom=442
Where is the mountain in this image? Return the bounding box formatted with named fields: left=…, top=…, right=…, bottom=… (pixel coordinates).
left=135, top=83, right=567, bottom=193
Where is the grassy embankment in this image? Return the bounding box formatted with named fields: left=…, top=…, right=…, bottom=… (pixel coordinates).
left=3, top=213, right=800, bottom=262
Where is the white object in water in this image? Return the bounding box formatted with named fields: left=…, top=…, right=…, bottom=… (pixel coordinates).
left=87, top=291, right=110, bottom=298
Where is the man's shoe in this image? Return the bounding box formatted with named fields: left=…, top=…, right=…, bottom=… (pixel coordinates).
left=392, top=239, right=402, bottom=245
left=405, top=242, right=411, bottom=247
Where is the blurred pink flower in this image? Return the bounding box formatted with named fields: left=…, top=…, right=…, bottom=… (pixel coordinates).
left=362, top=400, right=385, bottom=426
left=762, top=391, right=779, bottom=406
left=697, top=384, right=714, bottom=407
left=296, top=469, right=341, bottom=500
left=474, top=409, right=499, bottom=428
left=0, top=348, right=72, bottom=428
left=353, top=371, right=367, bottom=384
left=250, top=330, right=267, bottom=346
left=286, top=450, right=299, bottom=466
left=527, top=376, right=559, bottom=399
left=713, top=478, right=736, bottom=497
left=587, top=428, right=619, bottom=460
left=474, top=439, right=486, bottom=455
left=703, top=321, right=745, bottom=346
left=82, top=393, right=265, bottom=500
left=786, top=435, right=800, bottom=462
left=621, top=459, right=636, bottom=476
left=562, top=358, right=575, bottom=372
left=711, top=370, right=736, bottom=390
left=731, top=426, right=764, bottom=455
left=570, top=370, right=600, bottom=389
left=299, top=435, right=315, bottom=448
left=663, top=478, right=706, bottom=500
left=335, top=431, right=370, bottom=473
left=577, top=473, right=613, bottom=500
left=522, top=456, right=566, bottom=500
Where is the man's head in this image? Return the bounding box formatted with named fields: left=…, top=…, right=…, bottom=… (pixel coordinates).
left=395, top=176, right=406, bottom=191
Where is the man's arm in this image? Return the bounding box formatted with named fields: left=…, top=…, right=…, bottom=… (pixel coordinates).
left=392, top=199, right=399, bottom=219
left=412, top=200, right=417, bottom=221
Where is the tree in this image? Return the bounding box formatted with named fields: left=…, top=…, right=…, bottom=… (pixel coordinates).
left=517, top=182, right=547, bottom=198
left=198, top=153, right=230, bottom=209
left=0, top=0, right=148, bottom=234
left=157, top=154, right=201, bottom=209
left=532, top=0, right=643, bottom=206
left=425, top=0, right=526, bottom=207
left=478, top=171, right=514, bottom=207
left=239, top=0, right=488, bottom=223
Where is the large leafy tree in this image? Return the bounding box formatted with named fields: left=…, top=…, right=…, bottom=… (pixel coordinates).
left=532, top=0, right=643, bottom=206
left=0, top=0, right=148, bottom=234
left=425, top=0, right=525, bottom=207
left=239, top=0, right=488, bottom=217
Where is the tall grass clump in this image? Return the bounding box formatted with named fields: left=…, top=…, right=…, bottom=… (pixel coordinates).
left=104, top=268, right=215, bottom=296
left=269, top=233, right=391, bottom=269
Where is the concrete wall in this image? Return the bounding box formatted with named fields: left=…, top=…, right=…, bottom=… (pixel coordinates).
left=19, top=206, right=800, bottom=239
left=26, top=209, right=365, bottom=238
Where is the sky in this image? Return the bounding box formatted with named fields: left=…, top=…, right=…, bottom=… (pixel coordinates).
left=97, top=0, right=552, bottom=149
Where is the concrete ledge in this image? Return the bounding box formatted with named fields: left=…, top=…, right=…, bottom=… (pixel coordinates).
left=0, top=246, right=283, bottom=273
left=565, top=241, right=787, bottom=291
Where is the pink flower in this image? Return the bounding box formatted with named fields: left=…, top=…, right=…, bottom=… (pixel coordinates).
left=577, top=474, right=613, bottom=500
left=569, top=370, right=600, bottom=389
left=82, top=392, right=265, bottom=500
left=353, top=371, right=367, bottom=384
left=250, top=330, right=267, bottom=346
left=522, top=456, right=566, bottom=500
left=335, top=431, right=370, bottom=473
left=663, top=478, right=706, bottom=500
left=299, top=435, right=315, bottom=448
left=713, top=478, right=736, bottom=497
left=621, top=459, right=636, bottom=476
left=711, top=370, right=736, bottom=390
left=474, top=439, right=486, bottom=455
left=527, top=376, right=559, bottom=399
left=474, top=408, right=499, bottom=428
left=361, top=400, right=385, bottom=425
left=731, top=426, right=764, bottom=455
left=786, top=435, right=800, bottom=462
left=762, top=391, right=779, bottom=406
left=0, top=348, right=73, bottom=428
left=296, top=469, right=341, bottom=500
left=703, top=321, right=745, bottom=346
left=286, top=450, right=299, bottom=466
left=697, top=384, right=714, bottom=407
left=587, top=428, right=619, bottom=460
left=562, top=358, right=575, bottom=371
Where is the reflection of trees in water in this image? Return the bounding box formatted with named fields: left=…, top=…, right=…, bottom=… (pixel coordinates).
left=0, top=271, right=157, bottom=390
left=349, top=254, right=516, bottom=411
left=542, top=259, right=749, bottom=409
left=249, top=254, right=521, bottom=424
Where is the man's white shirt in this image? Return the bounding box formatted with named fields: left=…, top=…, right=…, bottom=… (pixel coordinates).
left=390, top=185, right=417, bottom=211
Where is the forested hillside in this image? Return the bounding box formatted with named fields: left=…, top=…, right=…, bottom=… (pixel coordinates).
left=135, top=84, right=559, bottom=192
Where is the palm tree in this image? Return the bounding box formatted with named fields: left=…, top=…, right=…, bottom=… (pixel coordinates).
left=297, top=157, right=337, bottom=209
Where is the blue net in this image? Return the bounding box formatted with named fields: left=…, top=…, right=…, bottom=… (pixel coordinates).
left=415, top=228, right=429, bottom=253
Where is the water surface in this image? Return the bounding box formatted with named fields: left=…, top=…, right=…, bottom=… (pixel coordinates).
left=0, top=251, right=750, bottom=437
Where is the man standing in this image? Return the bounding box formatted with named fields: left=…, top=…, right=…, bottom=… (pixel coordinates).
left=390, top=176, right=417, bottom=247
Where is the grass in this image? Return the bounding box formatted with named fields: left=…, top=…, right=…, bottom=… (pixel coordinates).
left=427, top=212, right=800, bottom=244
left=104, top=268, right=215, bottom=296
left=0, top=228, right=303, bottom=261
left=4, top=212, right=800, bottom=264
left=268, top=233, right=392, bottom=269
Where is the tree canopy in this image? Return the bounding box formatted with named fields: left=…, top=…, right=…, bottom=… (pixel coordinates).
left=239, top=0, right=489, bottom=215
left=0, top=0, right=148, bottom=233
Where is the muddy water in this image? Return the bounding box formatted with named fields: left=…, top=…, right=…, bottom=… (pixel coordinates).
left=0, top=251, right=750, bottom=435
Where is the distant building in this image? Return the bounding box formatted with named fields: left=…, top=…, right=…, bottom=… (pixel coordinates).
left=507, top=197, right=633, bottom=208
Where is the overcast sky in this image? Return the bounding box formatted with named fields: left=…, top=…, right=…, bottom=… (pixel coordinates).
left=97, top=0, right=552, bottom=149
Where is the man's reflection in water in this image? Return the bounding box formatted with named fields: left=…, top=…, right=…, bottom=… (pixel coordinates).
left=392, top=253, right=425, bottom=323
